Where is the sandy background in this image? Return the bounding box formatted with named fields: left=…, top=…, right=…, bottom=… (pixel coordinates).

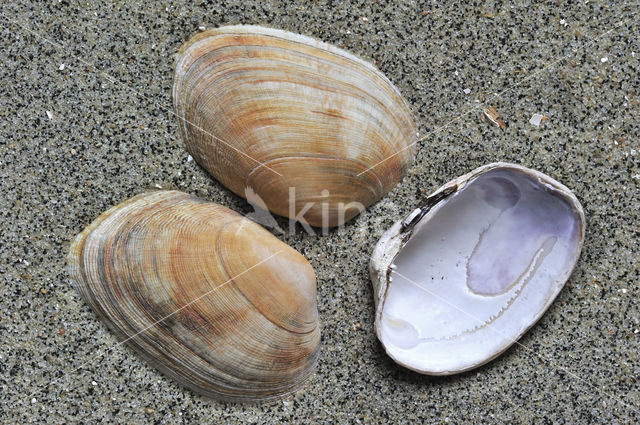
left=1, top=1, right=638, bottom=423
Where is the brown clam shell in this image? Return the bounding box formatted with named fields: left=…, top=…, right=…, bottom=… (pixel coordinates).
left=173, top=25, right=417, bottom=227
left=68, top=191, right=320, bottom=402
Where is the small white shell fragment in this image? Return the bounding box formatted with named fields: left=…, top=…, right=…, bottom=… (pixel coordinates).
left=601, top=57, right=608, bottom=63
left=370, top=163, right=585, bottom=374
left=463, top=88, right=471, bottom=94
left=59, top=63, right=65, bottom=70
left=529, top=113, right=544, bottom=127
left=401, top=208, right=422, bottom=228
left=46, top=111, right=53, bottom=120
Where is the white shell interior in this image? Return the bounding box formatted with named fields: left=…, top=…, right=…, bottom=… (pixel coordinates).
left=380, top=168, right=582, bottom=373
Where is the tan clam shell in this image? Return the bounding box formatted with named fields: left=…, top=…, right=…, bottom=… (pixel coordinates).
left=173, top=25, right=417, bottom=227
left=68, top=191, right=320, bottom=402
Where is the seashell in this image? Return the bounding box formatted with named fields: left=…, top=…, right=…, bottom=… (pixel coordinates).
left=370, top=163, right=585, bottom=374
left=68, top=191, right=320, bottom=402
left=173, top=25, right=417, bottom=227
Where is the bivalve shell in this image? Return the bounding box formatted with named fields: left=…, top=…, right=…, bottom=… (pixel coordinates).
left=370, top=163, right=585, bottom=374
left=173, top=25, right=417, bottom=227
left=68, top=191, right=320, bottom=401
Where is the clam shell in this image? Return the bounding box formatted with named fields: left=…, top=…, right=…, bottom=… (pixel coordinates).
left=370, top=163, right=585, bottom=374
left=173, top=25, right=417, bottom=227
left=68, top=191, right=320, bottom=402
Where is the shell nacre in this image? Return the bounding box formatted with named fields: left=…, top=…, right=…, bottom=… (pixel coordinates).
left=370, top=163, right=585, bottom=374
